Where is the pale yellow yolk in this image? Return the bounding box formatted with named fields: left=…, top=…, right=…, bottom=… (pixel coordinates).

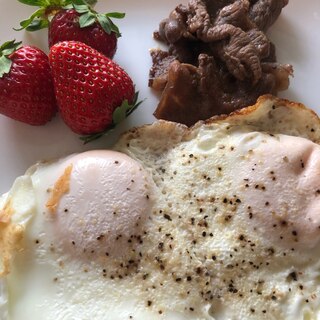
left=234, top=134, right=320, bottom=249
left=47, top=150, right=152, bottom=258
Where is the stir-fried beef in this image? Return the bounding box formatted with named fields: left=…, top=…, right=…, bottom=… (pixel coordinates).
left=149, top=0, right=292, bottom=126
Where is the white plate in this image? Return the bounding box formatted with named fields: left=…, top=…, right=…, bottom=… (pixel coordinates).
left=0, top=0, right=319, bottom=194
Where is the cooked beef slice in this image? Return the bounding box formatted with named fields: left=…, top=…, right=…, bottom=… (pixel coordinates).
left=154, top=54, right=292, bottom=126
left=149, top=0, right=292, bottom=126
left=249, top=0, right=289, bottom=31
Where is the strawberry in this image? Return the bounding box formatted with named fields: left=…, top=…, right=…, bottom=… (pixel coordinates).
left=49, top=41, right=141, bottom=142
left=48, top=9, right=120, bottom=59
left=16, top=0, right=124, bottom=58
left=0, top=40, right=57, bottom=125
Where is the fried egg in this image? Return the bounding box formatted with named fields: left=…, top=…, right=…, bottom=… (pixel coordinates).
left=1, top=96, right=320, bottom=320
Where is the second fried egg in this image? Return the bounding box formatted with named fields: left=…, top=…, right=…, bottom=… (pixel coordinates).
left=1, top=96, right=320, bottom=320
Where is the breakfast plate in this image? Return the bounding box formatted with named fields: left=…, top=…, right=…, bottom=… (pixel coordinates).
left=0, top=0, right=319, bottom=194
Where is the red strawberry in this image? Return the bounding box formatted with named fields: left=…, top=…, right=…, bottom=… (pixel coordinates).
left=49, top=9, right=119, bottom=59
left=0, top=40, right=57, bottom=125
left=16, top=0, right=124, bottom=59
left=49, top=41, right=140, bottom=141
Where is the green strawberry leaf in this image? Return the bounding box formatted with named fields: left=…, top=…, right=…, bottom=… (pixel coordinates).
left=14, top=7, right=47, bottom=31
left=82, top=0, right=98, bottom=7
left=16, top=0, right=123, bottom=38
left=1, top=40, right=22, bottom=56
left=80, top=92, right=144, bottom=144
left=16, top=0, right=74, bottom=31
left=105, top=16, right=121, bottom=36
left=112, top=92, right=143, bottom=125
left=106, top=12, right=125, bottom=19
left=0, top=40, right=22, bottom=77
left=63, top=3, right=73, bottom=9
left=0, top=57, right=12, bottom=78
left=71, top=0, right=92, bottom=5
left=71, top=0, right=124, bottom=36
left=96, top=14, right=123, bottom=37
left=96, top=14, right=112, bottom=34
left=0, top=40, right=22, bottom=52
left=17, top=0, right=50, bottom=6
left=84, top=0, right=97, bottom=5
left=18, top=0, right=72, bottom=7
left=112, top=101, right=129, bottom=125
left=16, top=0, right=121, bottom=36
left=79, top=127, right=116, bottom=144
left=25, top=19, right=49, bottom=31
left=72, top=3, right=89, bottom=13
left=79, top=11, right=96, bottom=27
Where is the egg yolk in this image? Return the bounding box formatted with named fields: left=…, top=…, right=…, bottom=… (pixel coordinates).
left=48, top=150, right=152, bottom=258
left=236, top=134, right=320, bottom=249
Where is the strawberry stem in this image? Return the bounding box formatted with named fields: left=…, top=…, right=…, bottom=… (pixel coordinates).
left=80, top=92, right=144, bottom=144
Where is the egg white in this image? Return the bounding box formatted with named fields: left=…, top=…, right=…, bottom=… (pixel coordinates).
left=1, top=96, right=320, bottom=320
